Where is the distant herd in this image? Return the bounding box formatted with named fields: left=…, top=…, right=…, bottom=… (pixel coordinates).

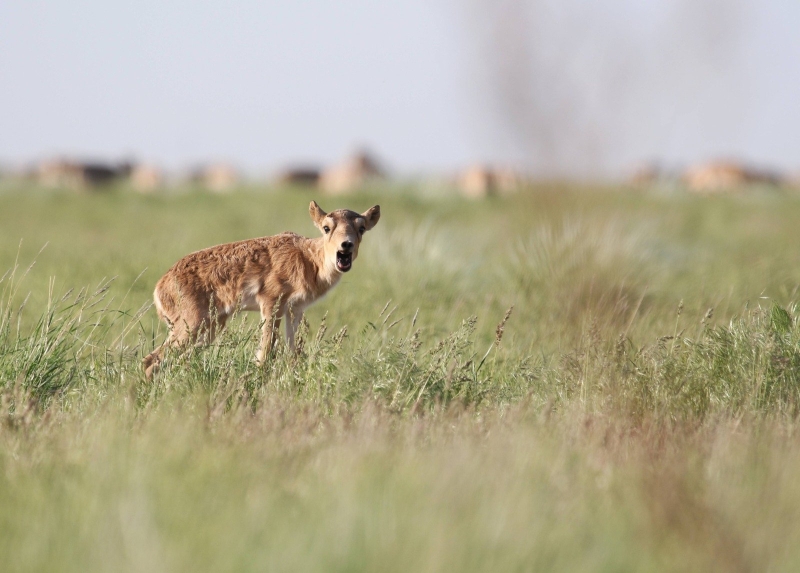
left=2, top=151, right=796, bottom=196
left=630, top=160, right=792, bottom=193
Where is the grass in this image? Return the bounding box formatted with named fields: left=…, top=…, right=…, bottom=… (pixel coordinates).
left=3, top=182, right=800, bottom=570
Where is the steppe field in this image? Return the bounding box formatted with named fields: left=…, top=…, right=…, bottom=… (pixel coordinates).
left=5, top=181, right=800, bottom=572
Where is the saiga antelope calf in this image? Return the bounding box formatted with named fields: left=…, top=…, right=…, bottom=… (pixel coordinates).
left=143, top=201, right=380, bottom=378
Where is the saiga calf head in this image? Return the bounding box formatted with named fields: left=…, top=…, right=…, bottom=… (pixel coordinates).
left=309, top=200, right=380, bottom=272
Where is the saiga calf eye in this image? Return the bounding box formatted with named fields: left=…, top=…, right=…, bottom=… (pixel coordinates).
left=323, top=226, right=330, bottom=234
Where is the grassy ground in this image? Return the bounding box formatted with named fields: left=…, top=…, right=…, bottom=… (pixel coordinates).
left=3, top=182, right=800, bottom=571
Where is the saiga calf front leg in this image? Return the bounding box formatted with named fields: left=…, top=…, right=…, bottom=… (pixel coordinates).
left=284, top=304, right=304, bottom=352
left=256, top=296, right=284, bottom=365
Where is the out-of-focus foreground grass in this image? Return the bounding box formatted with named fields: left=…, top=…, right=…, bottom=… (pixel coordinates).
left=3, top=182, right=800, bottom=571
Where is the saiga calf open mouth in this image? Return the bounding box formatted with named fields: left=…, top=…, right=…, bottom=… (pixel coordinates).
left=336, top=250, right=353, bottom=272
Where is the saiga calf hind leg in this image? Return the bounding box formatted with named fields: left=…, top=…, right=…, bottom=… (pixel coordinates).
left=143, top=312, right=229, bottom=379
left=143, top=320, right=190, bottom=380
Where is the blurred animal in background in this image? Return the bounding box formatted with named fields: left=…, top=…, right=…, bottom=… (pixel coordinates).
left=130, top=164, right=164, bottom=193
left=143, top=200, right=381, bottom=379
left=37, top=158, right=132, bottom=190
left=274, top=166, right=321, bottom=188
left=189, top=163, right=241, bottom=192
left=319, top=150, right=385, bottom=194
left=682, top=160, right=782, bottom=193
left=457, top=164, right=525, bottom=198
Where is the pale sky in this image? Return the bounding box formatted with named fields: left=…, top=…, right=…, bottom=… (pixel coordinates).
left=1, top=0, right=798, bottom=176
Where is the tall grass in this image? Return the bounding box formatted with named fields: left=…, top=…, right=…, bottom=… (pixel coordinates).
left=5, top=260, right=800, bottom=421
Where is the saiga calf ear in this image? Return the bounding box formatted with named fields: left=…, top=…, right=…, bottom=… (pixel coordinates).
left=309, top=201, right=327, bottom=230
left=361, top=205, right=381, bottom=230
